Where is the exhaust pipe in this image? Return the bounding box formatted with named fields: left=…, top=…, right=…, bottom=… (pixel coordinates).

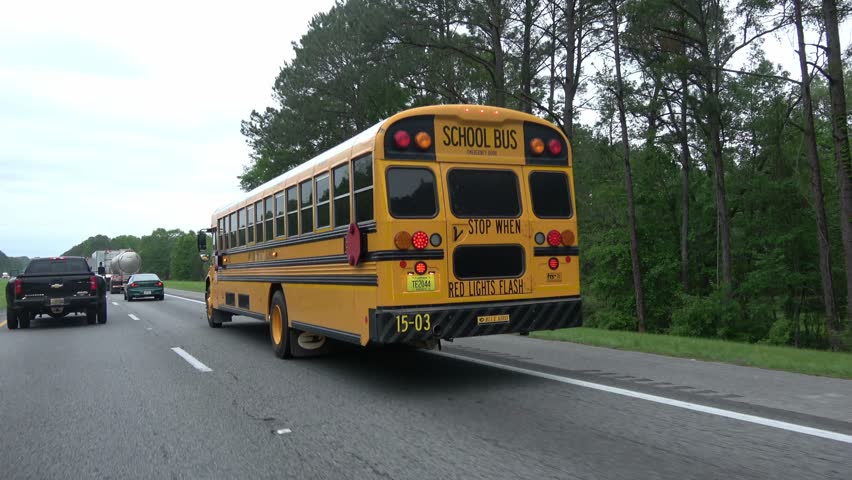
left=432, top=323, right=443, bottom=338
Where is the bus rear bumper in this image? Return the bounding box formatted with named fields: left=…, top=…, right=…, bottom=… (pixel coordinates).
left=369, top=296, right=582, bottom=345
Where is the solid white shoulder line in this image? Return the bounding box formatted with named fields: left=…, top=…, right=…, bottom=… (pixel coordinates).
left=437, top=351, right=852, bottom=445
left=171, top=347, right=212, bottom=372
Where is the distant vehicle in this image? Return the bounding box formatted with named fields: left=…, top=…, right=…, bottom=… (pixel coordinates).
left=109, top=251, right=141, bottom=294
left=1, top=272, right=8, bottom=279
left=123, top=273, right=164, bottom=301
left=5, top=256, right=108, bottom=329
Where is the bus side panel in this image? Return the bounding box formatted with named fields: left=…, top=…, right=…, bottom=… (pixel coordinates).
left=284, top=284, right=377, bottom=345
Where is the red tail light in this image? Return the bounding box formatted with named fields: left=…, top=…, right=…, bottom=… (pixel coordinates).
left=547, top=230, right=562, bottom=247
left=547, top=138, right=562, bottom=155
left=412, top=231, right=429, bottom=250
left=393, top=130, right=411, bottom=149
left=14, top=279, right=23, bottom=296
left=131, top=283, right=138, bottom=288
left=414, top=261, right=428, bottom=275
left=89, top=275, right=97, bottom=293
left=156, top=281, right=163, bottom=287
left=548, top=258, right=559, bottom=270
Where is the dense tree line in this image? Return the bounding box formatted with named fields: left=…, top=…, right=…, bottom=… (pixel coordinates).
left=240, top=0, right=852, bottom=349
left=62, top=229, right=209, bottom=281
left=0, top=251, right=29, bottom=275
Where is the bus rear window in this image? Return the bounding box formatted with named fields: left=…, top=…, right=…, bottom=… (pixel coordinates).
left=387, top=168, right=438, bottom=218
left=448, top=169, right=520, bottom=217
left=529, top=171, right=572, bottom=218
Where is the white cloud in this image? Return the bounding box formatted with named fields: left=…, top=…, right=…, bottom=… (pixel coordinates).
left=0, top=0, right=337, bottom=257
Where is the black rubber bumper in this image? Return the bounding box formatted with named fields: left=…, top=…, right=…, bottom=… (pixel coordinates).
left=370, top=296, right=582, bottom=344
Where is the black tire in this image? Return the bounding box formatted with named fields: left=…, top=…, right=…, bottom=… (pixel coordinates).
left=86, top=306, right=97, bottom=324
left=127, top=294, right=133, bottom=302
left=269, top=291, right=292, bottom=359
left=123, top=291, right=127, bottom=301
left=97, top=302, right=107, bottom=324
left=19, top=312, right=31, bottom=329
left=157, top=295, right=164, bottom=301
left=6, top=308, right=18, bottom=330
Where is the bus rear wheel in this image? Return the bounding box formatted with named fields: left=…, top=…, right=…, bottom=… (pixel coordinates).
left=269, top=291, right=292, bottom=359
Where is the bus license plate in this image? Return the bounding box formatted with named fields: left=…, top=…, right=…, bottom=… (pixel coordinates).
left=477, top=314, right=510, bottom=325
left=50, top=298, right=64, bottom=306
left=406, top=275, right=435, bottom=292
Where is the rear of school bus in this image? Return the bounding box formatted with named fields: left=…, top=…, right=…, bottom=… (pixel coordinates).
left=368, top=105, right=581, bottom=346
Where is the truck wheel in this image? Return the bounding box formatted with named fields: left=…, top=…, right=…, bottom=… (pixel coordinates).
left=97, top=302, right=108, bottom=324
left=6, top=309, right=18, bottom=329
left=19, top=312, right=31, bottom=329
left=86, top=306, right=97, bottom=324
left=269, top=291, right=292, bottom=359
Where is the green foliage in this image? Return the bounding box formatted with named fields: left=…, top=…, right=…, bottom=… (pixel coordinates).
left=0, top=251, right=29, bottom=275
left=169, top=232, right=208, bottom=282
left=764, top=317, right=793, bottom=346
left=62, top=229, right=208, bottom=281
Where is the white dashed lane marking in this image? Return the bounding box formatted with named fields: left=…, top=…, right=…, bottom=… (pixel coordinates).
left=171, top=347, right=212, bottom=372
left=128, top=314, right=140, bottom=321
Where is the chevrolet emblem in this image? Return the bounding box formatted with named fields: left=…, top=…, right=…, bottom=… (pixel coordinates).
left=50, top=283, right=63, bottom=289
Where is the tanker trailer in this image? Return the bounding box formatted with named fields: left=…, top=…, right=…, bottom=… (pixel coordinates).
left=109, top=251, right=141, bottom=294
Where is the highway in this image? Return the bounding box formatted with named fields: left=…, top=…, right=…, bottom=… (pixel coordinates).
left=1, top=290, right=850, bottom=480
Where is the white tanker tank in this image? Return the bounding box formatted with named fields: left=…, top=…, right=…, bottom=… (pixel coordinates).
left=108, top=251, right=142, bottom=293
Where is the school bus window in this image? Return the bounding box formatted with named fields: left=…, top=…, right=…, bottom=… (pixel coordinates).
left=238, top=208, right=246, bottom=246
left=264, top=196, right=274, bottom=241
left=286, top=186, right=298, bottom=237
left=353, top=154, right=373, bottom=223
left=254, top=200, right=263, bottom=242
left=300, top=180, right=314, bottom=233
left=315, top=174, right=330, bottom=229
left=247, top=205, right=255, bottom=243
left=333, top=163, right=350, bottom=228
left=448, top=169, right=520, bottom=218
left=387, top=167, right=438, bottom=218
left=529, top=171, right=573, bottom=218
left=229, top=212, right=237, bottom=247
left=275, top=191, right=285, bottom=237
left=221, top=218, right=228, bottom=250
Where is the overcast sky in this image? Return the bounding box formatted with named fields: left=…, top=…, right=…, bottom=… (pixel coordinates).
left=0, top=0, right=337, bottom=257
left=1, top=1, right=849, bottom=258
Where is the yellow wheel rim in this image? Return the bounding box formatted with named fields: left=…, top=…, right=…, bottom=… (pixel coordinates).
left=271, top=304, right=283, bottom=345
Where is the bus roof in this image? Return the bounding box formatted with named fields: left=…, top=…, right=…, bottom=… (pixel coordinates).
left=212, top=105, right=564, bottom=220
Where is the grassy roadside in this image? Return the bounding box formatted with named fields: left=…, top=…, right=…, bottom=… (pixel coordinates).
left=164, top=280, right=205, bottom=293
left=532, top=327, right=852, bottom=379
left=0, top=279, right=6, bottom=310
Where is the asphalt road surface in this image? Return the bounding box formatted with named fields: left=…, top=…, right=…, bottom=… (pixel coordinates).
left=1, top=290, right=850, bottom=480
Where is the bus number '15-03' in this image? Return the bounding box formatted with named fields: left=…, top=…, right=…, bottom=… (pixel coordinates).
left=396, top=314, right=431, bottom=333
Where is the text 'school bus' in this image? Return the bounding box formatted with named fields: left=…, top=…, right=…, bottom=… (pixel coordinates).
left=198, top=105, right=581, bottom=358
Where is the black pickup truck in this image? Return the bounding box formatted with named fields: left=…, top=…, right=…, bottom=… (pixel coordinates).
left=5, top=257, right=108, bottom=329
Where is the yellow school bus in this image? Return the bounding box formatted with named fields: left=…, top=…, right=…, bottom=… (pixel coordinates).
left=198, top=105, right=581, bottom=358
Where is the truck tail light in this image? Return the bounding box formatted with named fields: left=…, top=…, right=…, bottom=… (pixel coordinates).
left=89, top=275, right=97, bottom=293
left=15, top=279, right=23, bottom=296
